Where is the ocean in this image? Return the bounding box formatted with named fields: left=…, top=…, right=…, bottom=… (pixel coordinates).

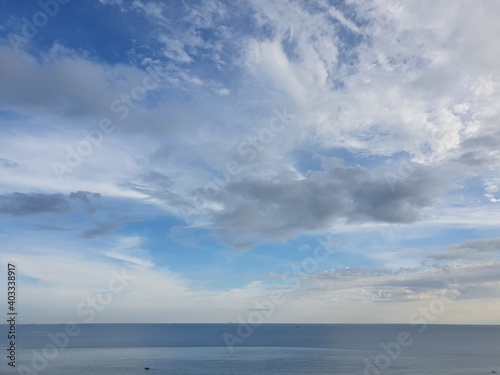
left=1, top=324, right=499, bottom=374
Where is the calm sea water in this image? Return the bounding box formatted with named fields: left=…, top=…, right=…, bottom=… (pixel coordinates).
left=0, top=324, right=499, bottom=374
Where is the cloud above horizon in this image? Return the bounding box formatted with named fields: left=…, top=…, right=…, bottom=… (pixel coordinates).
left=0, top=0, right=499, bottom=324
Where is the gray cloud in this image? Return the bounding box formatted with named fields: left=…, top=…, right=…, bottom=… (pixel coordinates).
left=428, top=237, right=500, bottom=261
left=83, top=220, right=121, bottom=239
left=455, top=151, right=495, bottom=166
left=0, top=157, right=18, bottom=168
left=454, top=130, right=500, bottom=167
left=0, top=193, right=70, bottom=216
left=453, top=237, right=500, bottom=252
left=209, top=163, right=445, bottom=248
left=82, top=211, right=141, bottom=239
left=0, top=44, right=144, bottom=120
left=69, top=191, right=101, bottom=214
left=461, top=130, right=500, bottom=150
left=284, top=263, right=500, bottom=303
left=0, top=191, right=104, bottom=217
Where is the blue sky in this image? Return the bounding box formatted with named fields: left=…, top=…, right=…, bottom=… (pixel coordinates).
left=0, top=0, right=500, bottom=324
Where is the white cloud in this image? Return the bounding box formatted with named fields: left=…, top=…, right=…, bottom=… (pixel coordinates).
left=2, top=0, right=500, bottom=323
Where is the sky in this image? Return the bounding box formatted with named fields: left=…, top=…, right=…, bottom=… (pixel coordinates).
left=0, top=0, right=499, bottom=324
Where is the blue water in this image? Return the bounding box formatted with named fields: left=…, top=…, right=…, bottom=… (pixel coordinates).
left=0, top=324, right=499, bottom=374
